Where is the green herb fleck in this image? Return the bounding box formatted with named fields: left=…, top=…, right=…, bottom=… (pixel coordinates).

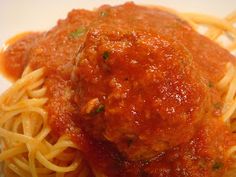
left=102, top=51, right=110, bottom=60
left=213, top=102, right=222, bottom=109
left=208, top=81, right=214, bottom=88
left=198, top=159, right=207, bottom=169
left=95, top=104, right=105, bottom=114
left=70, top=27, right=86, bottom=38
left=140, top=170, right=151, bottom=177
left=212, top=161, right=223, bottom=171
left=127, top=138, right=134, bottom=147
left=125, top=135, right=137, bottom=147
left=100, top=11, right=108, bottom=17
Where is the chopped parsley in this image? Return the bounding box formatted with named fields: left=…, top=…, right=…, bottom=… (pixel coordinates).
left=198, top=159, right=207, bottom=169
left=127, top=138, right=134, bottom=147
left=102, top=51, right=110, bottom=60
left=212, top=161, right=223, bottom=171
left=125, top=135, right=137, bottom=147
left=140, top=170, right=151, bottom=177
left=70, top=27, right=86, bottom=38
left=208, top=81, right=214, bottom=88
left=95, top=104, right=105, bottom=114
left=213, top=102, right=222, bottom=109
left=100, top=11, right=108, bottom=17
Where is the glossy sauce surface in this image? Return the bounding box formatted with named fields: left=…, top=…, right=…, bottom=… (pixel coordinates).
left=0, top=32, right=41, bottom=81
left=1, top=2, right=236, bottom=177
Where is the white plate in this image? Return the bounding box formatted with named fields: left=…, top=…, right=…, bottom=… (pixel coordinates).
left=0, top=0, right=235, bottom=93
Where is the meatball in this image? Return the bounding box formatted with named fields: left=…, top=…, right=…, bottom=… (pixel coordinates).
left=74, top=24, right=208, bottom=161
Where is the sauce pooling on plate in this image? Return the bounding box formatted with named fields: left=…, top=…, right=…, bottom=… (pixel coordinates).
left=1, top=2, right=236, bottom=177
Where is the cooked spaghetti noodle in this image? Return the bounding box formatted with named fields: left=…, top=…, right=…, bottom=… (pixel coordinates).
left=185, top=10, right=236, bottom=176
left=0, top=67, right=89, bottom=177
left=0, top=3, right=236, bottom=177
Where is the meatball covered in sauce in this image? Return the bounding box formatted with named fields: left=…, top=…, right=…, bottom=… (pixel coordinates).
left=74, top=21, right=209, bottom=161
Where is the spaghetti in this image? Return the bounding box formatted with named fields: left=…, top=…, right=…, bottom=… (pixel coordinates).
left=0, top=67, right=89, bottom=177
left=0, top=3, right=236, bottom=177
left=186, top=10, right=236, bottom=176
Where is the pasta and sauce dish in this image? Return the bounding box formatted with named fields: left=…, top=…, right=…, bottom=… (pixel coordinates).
left=0, top=2, right=236, bottom=177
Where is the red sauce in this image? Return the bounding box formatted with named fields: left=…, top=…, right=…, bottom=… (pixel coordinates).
left=0, top=32, right=41, bottom=81
left=1, top=2, right=236, bottom=177
left=75, top=23, right=208, bottom=160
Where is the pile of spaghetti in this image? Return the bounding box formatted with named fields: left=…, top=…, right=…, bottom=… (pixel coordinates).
left=0, top=2, right=236, bottom=177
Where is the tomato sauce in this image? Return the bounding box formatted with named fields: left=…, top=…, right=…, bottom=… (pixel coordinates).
left=1, top=2, right=236, bottom=177
left=0, top=32, right=41, bottom=81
